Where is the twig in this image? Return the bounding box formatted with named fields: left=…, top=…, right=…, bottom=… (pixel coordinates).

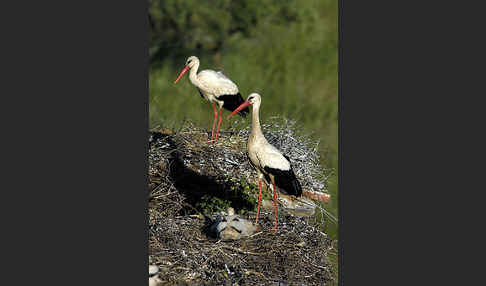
left=221, top=245, right=269, bottom=256
left=242, top=268, right=267, bottom=278
left=248, top=231, right=263, bottom=238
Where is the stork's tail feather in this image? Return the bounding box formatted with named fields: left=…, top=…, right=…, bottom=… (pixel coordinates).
left=302, top=190, right=331, bottom=203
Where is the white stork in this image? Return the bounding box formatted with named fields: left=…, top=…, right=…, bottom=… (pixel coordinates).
left=174, top=56, right=249, bottom=144
left=229, top=93, right=331, bottom=230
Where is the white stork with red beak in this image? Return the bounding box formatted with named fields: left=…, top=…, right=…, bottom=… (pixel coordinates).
left=174, top=56, right=249, bottom=144
left=229, top=93, right=330, bottom=230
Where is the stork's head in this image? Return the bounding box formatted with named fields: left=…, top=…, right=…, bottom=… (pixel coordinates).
left=174, top=56, right=199, bottom=84
left=246, top=93, right=261, bottom=106
left=228, top=93, right=261, bottom=118
left=185, top=56, right=199, bottom=68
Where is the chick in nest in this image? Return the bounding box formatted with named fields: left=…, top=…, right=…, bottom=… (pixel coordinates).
left=210, top=208, right=258, bottom=241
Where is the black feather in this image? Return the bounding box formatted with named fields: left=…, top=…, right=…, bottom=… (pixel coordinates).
left=263, top=165, right=303, bottom=197
left=216, top=92, right=249, bottom=117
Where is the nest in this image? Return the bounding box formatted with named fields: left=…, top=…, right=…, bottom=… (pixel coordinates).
left=149, top=118, right=336, bottom=285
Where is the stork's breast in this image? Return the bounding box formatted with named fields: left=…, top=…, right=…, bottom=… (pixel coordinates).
left=247, top=148, right=261, bottom=170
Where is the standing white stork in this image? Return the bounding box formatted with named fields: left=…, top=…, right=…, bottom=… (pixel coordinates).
left=229, top=93, right=331, bottom=230
left=174, top=56, right=249, bottom=144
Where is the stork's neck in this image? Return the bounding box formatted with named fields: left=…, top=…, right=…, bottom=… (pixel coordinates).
left=188, top=61, right=200, bottom=87
left=250, top=103, right=265, bottom=143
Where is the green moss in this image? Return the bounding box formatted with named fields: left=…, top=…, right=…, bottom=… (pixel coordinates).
left=194, top=177, right=270, bottom=215
left=195, top=195, right=232, bottom=214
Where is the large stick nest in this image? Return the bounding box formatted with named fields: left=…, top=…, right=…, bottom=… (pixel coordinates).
left=149, top=118, right=336, bottom=285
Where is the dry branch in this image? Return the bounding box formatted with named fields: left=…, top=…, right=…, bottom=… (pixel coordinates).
left=148, top=119, right=336, bottom=285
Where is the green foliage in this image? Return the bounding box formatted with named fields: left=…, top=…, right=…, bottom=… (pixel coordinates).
left=195, top=194, right=232, bottom=215
left=229, top=177, right=275, bottom=214
left=228, top=177, right=259, bottom=214
left=195, top=177, right=261, bottom=215
left=149, top=0, right=301, bottom=65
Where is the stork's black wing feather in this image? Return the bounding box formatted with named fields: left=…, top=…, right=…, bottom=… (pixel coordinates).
left=216, top=92, right=249, bottom=117
left=263, top=163, right=302, bottom=197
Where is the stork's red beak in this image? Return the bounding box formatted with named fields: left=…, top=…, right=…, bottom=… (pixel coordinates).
left=228, top=101, right=251, bottom=118
left=174, top=66, right=190, bottom=84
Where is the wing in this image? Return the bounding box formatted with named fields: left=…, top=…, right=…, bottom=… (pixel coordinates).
left=197, top=69, right=239, bottom=96
left=263, top=165, right=302, bottom=197
left=216, top=71, right=229, bottom=79
left=259, top=144, right=291, bottom=171
left=259, top=146, right=302, bottom=197
left=217, top=92, right=248, bottom=117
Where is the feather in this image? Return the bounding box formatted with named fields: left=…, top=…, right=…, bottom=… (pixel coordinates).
left=216, top=92, right=249, bottom=117
left=197, top=70, right=239, bottom=96
left=263, top=165, right=302, bottom=197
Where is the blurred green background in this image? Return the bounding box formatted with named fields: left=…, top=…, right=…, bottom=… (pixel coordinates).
left=148, top=0, right=338, bottom=238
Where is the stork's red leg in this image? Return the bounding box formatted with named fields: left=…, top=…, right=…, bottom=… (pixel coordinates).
left=210, top=103, right=218, bottom=144
left=272, top=182, right=278, bottom=230
left=215, top=108, right=223, bottom=142
left=255, top=180, right=263, bottom=225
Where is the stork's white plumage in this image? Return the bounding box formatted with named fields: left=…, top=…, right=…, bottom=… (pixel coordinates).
left=174, top=56, right=249, bottom=144
left=229, top=93, right=303, bottom=230
left=229, top=93, right=331, bottom=229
